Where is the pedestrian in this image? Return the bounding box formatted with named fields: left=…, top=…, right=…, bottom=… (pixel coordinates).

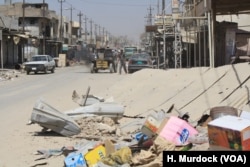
left=118, top=49, right=127, bottom=74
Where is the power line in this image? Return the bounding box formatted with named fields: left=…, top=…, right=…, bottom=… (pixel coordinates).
left=80, top=0, right=153, bottom=7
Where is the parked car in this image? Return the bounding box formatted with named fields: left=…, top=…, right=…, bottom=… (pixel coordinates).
left=24, top=55, right=56, bottom=75
left=127, top=53, right=153, bottom=73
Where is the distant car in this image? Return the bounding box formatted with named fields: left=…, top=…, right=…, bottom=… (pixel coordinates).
left=127, top=53, right=153, bottom=73
left=124, top=46, right=137, bottom=60
left=24, top=55, right=56, bottom=75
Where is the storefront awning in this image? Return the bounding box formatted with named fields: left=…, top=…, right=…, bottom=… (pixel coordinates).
left=15, top=34, right=29, bottom=38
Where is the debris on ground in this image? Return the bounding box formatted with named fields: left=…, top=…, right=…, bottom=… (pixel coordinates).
left=27, top=86, right=250, bottom=166
left=0, top=69, right=22, bottom=82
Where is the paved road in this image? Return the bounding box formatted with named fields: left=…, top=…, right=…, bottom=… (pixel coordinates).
left=0, top=65, right=127, bottom=166
left=0, top=64, right=124, bottom=133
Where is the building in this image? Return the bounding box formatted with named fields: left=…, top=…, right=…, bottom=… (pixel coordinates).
left=0, top=13, right=20, bottom=68
left=0, top=1, right=80, bottom=67
left=148, top=0, right=250, bottom=68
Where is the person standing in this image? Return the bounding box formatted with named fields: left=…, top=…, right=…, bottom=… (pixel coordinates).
left=118, top=49, right=127, bottom=74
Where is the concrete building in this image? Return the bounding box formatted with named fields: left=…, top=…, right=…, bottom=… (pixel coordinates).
left=0, top=1, right=81, bottom=66
left=149, top=0, right=250, bottom=69
left=0, top=13, right=20, bottom=69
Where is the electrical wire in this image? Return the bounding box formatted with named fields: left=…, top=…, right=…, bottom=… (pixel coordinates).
left=80, top=0, right=154, bottom=7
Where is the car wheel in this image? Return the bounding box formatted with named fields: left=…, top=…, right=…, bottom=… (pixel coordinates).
left=26, top=70, right=30, bottom=75
left=44, top=67, right=48, bottom=74
left=51, top=67, right=55, bottom=73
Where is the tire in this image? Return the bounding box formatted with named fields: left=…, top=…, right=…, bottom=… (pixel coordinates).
left=26, top=70, right=30, bottom=75
left=44, top=67, right=48, bottom=74
left=51, top=67, right=55, bottom=73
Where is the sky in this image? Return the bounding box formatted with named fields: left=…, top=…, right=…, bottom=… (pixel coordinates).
left=3, top=0, right=173, bottom=43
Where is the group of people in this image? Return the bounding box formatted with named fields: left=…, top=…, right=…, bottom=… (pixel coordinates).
left=115, top=49, right=127, bottom=74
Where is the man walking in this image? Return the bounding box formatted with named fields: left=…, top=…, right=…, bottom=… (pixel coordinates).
left=118, top=49, right=127, bottom=74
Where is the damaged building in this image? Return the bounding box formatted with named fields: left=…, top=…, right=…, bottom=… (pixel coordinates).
left=147, top=0, right=250, bottom=69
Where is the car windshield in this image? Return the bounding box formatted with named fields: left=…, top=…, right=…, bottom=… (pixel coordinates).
left=124, top=47, right=137, bottom=53
left=31, top=56, right=47, bottom=61
left=131, top=53, right=150, bottom=59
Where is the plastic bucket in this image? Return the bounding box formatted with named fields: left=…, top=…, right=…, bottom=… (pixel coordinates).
left=210, top=106, right=238, bottom=120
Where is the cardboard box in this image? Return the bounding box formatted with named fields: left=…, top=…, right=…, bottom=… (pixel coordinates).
left=208, top=115, right=250, bottom=150
left=141, top=115, right=162, bottom=138
left=84, top=145, right=106, bottom=167
left=158, top=116, right=198, bottom=145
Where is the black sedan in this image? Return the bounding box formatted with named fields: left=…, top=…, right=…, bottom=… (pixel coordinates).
left=127, top=53, right=153, bottom=73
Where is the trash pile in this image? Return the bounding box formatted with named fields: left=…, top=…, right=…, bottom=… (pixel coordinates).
left=28, top=87, right=250, bottom=167
left=0, top=69, right=21, bottom=82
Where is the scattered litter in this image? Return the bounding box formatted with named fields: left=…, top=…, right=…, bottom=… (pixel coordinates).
left=0, top=69, right=22, bottom=82
left=28, top=89, right=250, bottom=166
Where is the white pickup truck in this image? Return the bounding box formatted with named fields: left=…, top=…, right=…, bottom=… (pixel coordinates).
left=24, top=55, right=56, bottom=75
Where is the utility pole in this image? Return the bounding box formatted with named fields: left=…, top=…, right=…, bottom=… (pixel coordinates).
left=42, top=0, right=45, bottom=55
left=65, top=5, right=74, bottom=45
left=157, top=0, right=160, bottom=15
left=22, top=0, right=25, bottom=33
left=94, top=23, right=97, bottom=44
left=77, top=11, right=83, bottom=40
left=58, top=0, right=65, bottom=42
left=89, top=19, right=93, bottom=44
left=162, top=0, right=166, bottom=69
left=102, top=27, right=105, bottom=47
left=84, top=15, right=88, bottom=43
left=22, top=0, right=25, bottom=63
left=98, top=25, right=101, bottom=37
left=105, top=30, right=108, bottom=47
left=145, top=5, right=153, bottom=55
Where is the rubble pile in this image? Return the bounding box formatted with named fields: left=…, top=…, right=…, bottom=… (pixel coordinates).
left=0, top=70, right=22, bottom=81
left=73, top=116, right=120, bottom=139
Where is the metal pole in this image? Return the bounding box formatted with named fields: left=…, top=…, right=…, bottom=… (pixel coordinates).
left=58, top=0, right=65, bottom=42
left=22, top=0, right=25, bottom=33
left=43, top=0, right=45, bottom=55
left=162, top=0, right=166, bottom=69
left=1, top=30, right=3, bottom=71
left=60, top=0, right=62, bottom=41
left=204, top=21, right=207, bottom=66
left=208, top=11, right=213, bottom=68
left=78, top=11, right=83, bottom=39
left=22, top=0, right=25, bottom=63
left=85, top=16, right=88, bottom=43
left=70, top=5, right=72, bottom=45
left=198, top=19, right=201, bottom=67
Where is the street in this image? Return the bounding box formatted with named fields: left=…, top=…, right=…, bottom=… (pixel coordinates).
left=0, top=65, right=126, bottom=166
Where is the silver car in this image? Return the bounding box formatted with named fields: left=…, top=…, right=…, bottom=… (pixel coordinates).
left=24, top=55, right=56, bottom=75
